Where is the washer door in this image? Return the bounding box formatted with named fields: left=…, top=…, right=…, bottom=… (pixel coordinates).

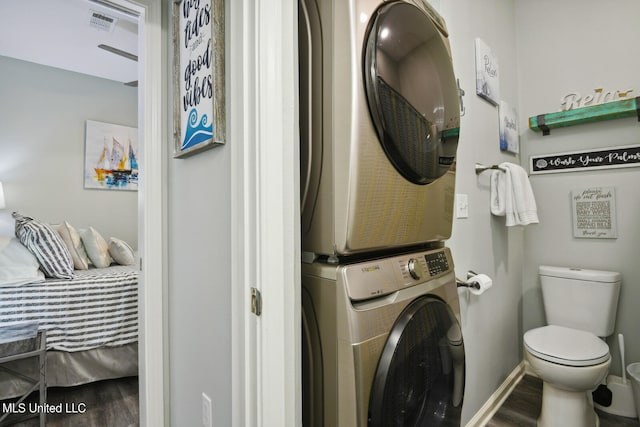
left=368, top=297, right=465, bottom=427
left=363, top=2, right=460, bottom=185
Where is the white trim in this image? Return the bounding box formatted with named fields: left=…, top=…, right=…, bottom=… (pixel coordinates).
left=465, top=362, right=526, bottom=427
left=231, top=0, right=257, bottom=425
left=114, top=0, right=167, bottom=426
left=253, top=0, right=301, bottom=426
left=232, top=0, right=300, bottom=425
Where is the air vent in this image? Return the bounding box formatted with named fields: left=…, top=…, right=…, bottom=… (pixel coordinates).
left=89, top=9, right=118, bottom=32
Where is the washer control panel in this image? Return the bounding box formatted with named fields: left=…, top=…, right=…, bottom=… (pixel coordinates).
left=341, top=247, right=454, bottom=301
left=424, top=251, right=450, bottom=277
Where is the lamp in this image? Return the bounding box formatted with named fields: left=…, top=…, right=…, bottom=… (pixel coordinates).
left=0, top=182, right=5, bottom=209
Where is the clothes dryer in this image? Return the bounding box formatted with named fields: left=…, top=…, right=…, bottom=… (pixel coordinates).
left=302, top=247, right=465, bottom=426
left=300, top=0, right=461, bottom=260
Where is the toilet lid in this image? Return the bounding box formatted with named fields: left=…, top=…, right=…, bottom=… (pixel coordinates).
left=524, top=325, right=610, bottom=367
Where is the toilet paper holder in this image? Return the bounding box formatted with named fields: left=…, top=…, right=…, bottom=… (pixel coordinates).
left=456, top=270, right=481, bottom=290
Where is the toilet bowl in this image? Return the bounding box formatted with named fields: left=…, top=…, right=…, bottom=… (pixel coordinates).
left=525, top=266, right=621, bottom=427
left=524, top=325, right=611, bottom=427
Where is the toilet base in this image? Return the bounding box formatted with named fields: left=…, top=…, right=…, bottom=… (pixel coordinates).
left=538, top=382, right=600, bottom=427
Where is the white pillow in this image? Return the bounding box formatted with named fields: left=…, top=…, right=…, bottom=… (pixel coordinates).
left=53, top=221, right=90, bottom=270
left=80, top=227, right=113, bottom=268
left=0, top=236, right=45, bottom=286
left=108, top=238, right=136, bottom=266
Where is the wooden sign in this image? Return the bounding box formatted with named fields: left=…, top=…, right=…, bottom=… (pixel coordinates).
left=530, top=144, right=640, bottom=175
left=571, top=187, right=617, bottom=239
left=560, top=88, right=635, bottom=111
left=173, top=0, right=225, bottom=158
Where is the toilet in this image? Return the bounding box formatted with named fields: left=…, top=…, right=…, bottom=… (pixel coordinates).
left=524, top=265, right=622, bottom=427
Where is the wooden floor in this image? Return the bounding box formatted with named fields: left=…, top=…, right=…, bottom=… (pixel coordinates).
left=1, top=376, right=139, bottom=427
left=488, top=375, right=640, bottom=427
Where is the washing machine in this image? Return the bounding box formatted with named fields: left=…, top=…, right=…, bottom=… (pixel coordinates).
left=302, top=247, right=465, bottom=426
left=299, top=0, right=461, bottom=260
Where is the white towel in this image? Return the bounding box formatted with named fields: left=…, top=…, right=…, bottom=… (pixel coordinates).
left=490, top=162, right=539, bottom=226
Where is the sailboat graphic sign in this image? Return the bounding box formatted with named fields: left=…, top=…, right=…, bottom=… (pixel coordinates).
left=84, top=120, right=139, bottom=191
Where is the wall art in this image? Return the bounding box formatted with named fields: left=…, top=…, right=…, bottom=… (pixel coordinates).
left=571, top=187, right=617, bottom=239
left=173, top=0, right=225, bottom=158
left=84, top=120, right=138, bottom=191
left=529, top=144, right=640, bottom=175
left=499, top=100, right=518, bottom=153
left=474, top=38, right=499, bottom=105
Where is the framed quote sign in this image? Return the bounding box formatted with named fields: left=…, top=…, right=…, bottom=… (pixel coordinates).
left=571, top=187, right=617, bottom=239
left=173, top=0, right=225, bottom=158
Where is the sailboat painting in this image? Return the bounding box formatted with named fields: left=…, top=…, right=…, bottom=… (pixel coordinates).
left=84, top=120, right=139, bottom=191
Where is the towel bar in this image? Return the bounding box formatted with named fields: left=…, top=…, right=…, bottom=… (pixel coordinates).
left=475, top=163, right=506, bottom=174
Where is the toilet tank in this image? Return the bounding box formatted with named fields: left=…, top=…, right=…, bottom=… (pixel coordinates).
left=539, top=265, right=621, bottom=337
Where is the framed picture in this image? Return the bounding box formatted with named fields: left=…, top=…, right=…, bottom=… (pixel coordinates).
left=571, top=187, right=617, bottom=239
left=499, top=100, right=519, bottom=154
left=84, top=120, right=138, bottom=191
left=475, top=38, right=499, bottom=105
left=173, top=0, right=225, bottom=158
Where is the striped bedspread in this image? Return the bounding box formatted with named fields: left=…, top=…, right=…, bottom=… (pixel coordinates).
left=0, top=265, right=138, bottom=352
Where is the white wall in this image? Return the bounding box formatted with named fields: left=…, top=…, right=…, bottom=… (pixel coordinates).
left=516, top=0, right=640, bottom=379
left=439, top=0, right=523, bottom=423
left=0, top=56, right=138, bottom=246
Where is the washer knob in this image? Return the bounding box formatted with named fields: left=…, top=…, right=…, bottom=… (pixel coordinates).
left=407, top=258, right=423, bottom=280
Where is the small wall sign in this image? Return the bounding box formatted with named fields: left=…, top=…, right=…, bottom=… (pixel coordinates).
left=560, top=87, right=635, bottom=111
left=474, top=38, right=499, bottom=106
left=530, top=144, right=640, bottom=175
left=173, top=0, right=225, bottom=158
left=571, top=187, right=617, bottom=239
left=499, top=100, right=519, bottom=154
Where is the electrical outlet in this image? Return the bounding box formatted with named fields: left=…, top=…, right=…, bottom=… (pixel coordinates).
left=202, top=393, right=212, bottom=427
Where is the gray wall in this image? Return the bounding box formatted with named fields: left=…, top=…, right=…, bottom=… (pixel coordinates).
left=516, top=0, right=640, bottom=379
left=0, top=56, right=138, bottom=247
left=161, top=1, right=639, bottom=425
left=165, top=4, right=232, bottom=426
left=440, top=0, right=523, bottom=423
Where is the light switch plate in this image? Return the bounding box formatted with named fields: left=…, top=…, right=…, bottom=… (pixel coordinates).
left=456, top=194, right=469, bottom=218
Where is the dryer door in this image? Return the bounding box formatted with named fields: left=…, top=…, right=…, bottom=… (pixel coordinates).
left=363, top=2, right=460, bottom=185
left=368, top=297, right=464, bottom=427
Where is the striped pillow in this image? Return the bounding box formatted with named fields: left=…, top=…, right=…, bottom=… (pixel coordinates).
left=12, top=213, right=74, bottom=279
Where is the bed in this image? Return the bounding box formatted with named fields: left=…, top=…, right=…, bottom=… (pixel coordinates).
left=0, top=215, right=139, bottom=400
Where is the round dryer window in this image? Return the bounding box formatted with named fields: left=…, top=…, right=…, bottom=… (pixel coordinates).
left=363, top=2, right=460, bottom=185
left=368, top=297, right=465, bottom=427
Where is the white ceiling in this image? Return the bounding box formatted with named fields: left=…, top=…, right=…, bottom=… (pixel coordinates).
left=0, top=0, right=138, bottom=84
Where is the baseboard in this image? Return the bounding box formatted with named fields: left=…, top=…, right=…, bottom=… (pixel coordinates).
left=465, top=361, right=526, bottom=427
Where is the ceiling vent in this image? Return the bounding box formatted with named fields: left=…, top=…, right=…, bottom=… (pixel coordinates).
left=89, top=9, right=118, bottom=32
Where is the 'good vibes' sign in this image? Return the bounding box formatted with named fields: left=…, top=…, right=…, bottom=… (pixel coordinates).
left=173, top=0, right=225, bottom=158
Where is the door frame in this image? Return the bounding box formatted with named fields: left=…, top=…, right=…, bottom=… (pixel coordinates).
left=109, top=0, right=166, bottom=425
left=231, top=0, right=301, bottom=425
left=117, top=0, right=300, bottom=425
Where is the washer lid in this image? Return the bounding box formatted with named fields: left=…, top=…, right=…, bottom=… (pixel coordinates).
left=524, top=325, right=610, bottom=367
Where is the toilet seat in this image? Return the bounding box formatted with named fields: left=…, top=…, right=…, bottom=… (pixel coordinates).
left=524, top=325, right=610, bottom=367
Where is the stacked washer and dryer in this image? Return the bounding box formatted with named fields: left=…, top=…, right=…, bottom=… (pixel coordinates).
left=299, top=0, right=465, bottom=425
